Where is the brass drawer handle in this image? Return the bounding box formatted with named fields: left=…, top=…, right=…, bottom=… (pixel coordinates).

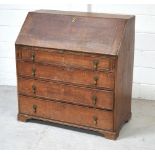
left=32, top=68, right=36, bottom=77
left=31, top=52, right=35, bottom=62
left=93, top=60, right=99, bottom=70
left=92, top=95, right=97, bottom=106
left=32, top=105, right=37, bottom=113
left=93, top=116, right=98, bottom=125
left=32, top=84, right=36, bottom=94
left=93, top=76, right=98, bottom=86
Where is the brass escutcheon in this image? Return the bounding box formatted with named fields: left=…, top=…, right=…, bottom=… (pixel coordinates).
left=92, top=95, right=97, bottom=106
left=93, top=116, right=98, bottom=125
left=93, top=60, right=99, bottom=70
left=32, top=84, right=36, bottom=94
left=93, top=76, right=98, bottom=86
left=31, top=52, right=35, bottom=62
left=32, top=68, right=36, bottom=77
left=32, top=105, right=37, bottom=113
left=72, top=17, right=76, bottom=23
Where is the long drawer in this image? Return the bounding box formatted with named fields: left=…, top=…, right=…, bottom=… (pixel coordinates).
left=16, top=46, right=115, bottom=71
left=17, top=61, right=114, bottom=90
left=18, top=78, right=113, bottom=110
left=19, top=95, right=113, bottom=130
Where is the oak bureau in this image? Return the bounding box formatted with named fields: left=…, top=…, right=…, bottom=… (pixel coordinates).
left=15, top=10, right=135, bottom=140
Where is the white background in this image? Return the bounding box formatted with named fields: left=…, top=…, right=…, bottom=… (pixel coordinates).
left=0, top=3, right=155, bottom=100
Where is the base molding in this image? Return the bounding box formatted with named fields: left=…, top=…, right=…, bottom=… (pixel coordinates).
left=17, top=113, right=31, bottom=122
left=17, top=113, right=119, bottom=140
left=100, top=130, right=119, bottom=140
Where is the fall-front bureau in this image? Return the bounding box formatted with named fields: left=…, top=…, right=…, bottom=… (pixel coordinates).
left=15, top=10, right=135, bottom=140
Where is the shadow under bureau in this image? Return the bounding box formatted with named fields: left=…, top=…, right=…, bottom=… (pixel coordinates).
left=15, top=10, right=135, bottom=140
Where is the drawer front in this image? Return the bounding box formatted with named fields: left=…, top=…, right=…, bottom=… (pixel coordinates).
left=18, top=78, right=113, bottom=110
left=16, top=47, right=115, bottom=71
left=17, top=61, right=114, bottom=89
left=19, top=95, right=113, bottom=130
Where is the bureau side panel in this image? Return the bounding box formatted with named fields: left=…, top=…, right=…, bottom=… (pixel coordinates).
left=15, top=45, right=21, bottom=113
left=114, top=17, right=135, bottom=132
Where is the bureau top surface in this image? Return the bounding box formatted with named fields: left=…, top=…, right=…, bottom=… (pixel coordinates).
left=16, top=10, right=134, bottom=55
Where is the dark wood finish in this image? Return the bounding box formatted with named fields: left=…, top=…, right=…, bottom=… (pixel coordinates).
left=16, top=10, right=135, bottom=140
left=19, top=95, right=113, bottom=130
left=114, top=16, right=135, bottom=133
left=18, top=113, right=118, bottom=140
left=17, top=61, right=114, bottom=90
left=16, top=46, right=115, bottom=71
left=18, top=78, right=113, bottom=110
left=16, top=11, right=127, bottom=55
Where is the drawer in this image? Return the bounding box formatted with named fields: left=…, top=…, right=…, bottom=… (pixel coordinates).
left=17, top=61, right=114, bottom=90
left=16, top=47, right=115, bottom=71
left=18, top=78, right=114, bottom=110
left=19, top=95, right=113, bottom=130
